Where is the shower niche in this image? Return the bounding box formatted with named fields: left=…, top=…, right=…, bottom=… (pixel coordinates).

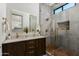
left=57, top=20, right=70, bottom=30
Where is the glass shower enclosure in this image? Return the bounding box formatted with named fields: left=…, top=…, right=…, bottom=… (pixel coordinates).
left=46, top=10, right=79, bottom=56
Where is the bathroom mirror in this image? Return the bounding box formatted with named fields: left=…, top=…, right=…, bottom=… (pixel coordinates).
left=29, top=15, right=37, bottom=32
left=11, top=9, right=38, bottom=33
left=11, top=13, right=23, bottom=32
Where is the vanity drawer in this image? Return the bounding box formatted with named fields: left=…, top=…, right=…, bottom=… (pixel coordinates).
left=26, top=45, right=35, bottom=49
left=26, top=40, right=35, bottom=44
left=24, top=50, right=35, bottom=56
left=25, top=40, right=35, bottom=49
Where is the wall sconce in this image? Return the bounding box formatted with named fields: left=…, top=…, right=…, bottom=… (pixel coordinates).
left=2, top=17, right=8, bottom=33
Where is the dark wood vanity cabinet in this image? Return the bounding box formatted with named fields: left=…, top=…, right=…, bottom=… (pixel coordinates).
left=2, top=38, right=46, bottom=56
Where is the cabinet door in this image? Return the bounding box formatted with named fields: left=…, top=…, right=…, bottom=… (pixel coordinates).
left=2, top=41, right=25, bottom=56
left=14, top=42, right=25, bottom=56
left=35, top=38, right=46, bottom=56
left=5, top=43, right=16, bottom=56
left=24, top=40, right=35, bottom=56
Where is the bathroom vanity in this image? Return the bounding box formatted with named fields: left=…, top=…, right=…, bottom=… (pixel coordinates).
left=2, top=36, right=46, bottom=56
left=2, top=8, right=46, bottom=56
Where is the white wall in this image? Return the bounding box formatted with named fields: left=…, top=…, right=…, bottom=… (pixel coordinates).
left=0, top=3, right=6, bottom=56
left=39, top=4, right=52, bottom=47
left=39, top=4, right=51, bottom=35
left=6, top=3, right=40, bottom=31
left=0, top=3, right=6, bottom=17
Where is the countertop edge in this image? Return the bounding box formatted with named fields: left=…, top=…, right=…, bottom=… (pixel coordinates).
left=2, top=36, right=46, bottom=44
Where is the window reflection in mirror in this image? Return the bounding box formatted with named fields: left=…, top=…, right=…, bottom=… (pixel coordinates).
left=11, top=13, right=23, bottom=32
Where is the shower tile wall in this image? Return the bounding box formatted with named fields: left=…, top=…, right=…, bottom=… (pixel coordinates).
left=51, top=3, right=79, bottom=51
left=68, top=4, right=79, bottom=51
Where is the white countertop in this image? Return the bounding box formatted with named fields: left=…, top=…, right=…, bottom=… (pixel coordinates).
left=2, top=36, right=46, bottom=44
